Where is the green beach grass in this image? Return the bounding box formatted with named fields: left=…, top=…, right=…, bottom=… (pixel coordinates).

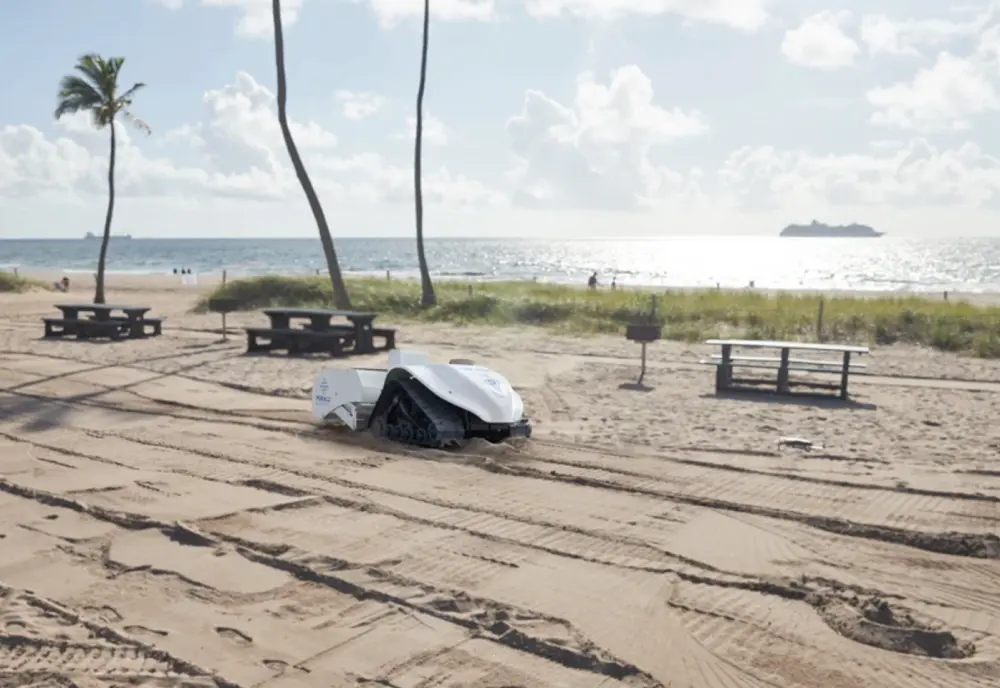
left=0, top=272, right=45, bottom=293
left=195, top=275, right=1000, bottom=358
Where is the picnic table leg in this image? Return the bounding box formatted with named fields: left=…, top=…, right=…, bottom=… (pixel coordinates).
left=840, top=351, right=851, bottom=400
left=270, top=315, right=290, bottom=330
left=355, top=321, right=374, bottom=354
left=716, top=344, right=733, bottom=392
left=128, top=317, right=143, bottom=338
left=777, top=347, right=790, bottom=393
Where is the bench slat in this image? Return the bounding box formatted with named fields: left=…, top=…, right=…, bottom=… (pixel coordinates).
left=708, top=354, right=866, bottom=368
left=706, top=339, right=869, bottom=354
left=699, top=360, right=863, bottom=374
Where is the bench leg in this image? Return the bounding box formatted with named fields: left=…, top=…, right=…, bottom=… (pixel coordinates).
left=246, top=333, right=258, bottom=352
left=776, top=348, right=790, bottom=393
left=355, top=325, right=374, bottom=355
left=715, top=364, right=731, bottom=392
left=840, top=352, right=851, bottom=400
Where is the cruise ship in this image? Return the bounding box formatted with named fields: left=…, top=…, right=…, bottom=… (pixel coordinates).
left=780, top=221, right=884, bottom=238
left=84, top=232, right=132, bottom=240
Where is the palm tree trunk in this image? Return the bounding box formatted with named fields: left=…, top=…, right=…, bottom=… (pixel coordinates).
left=414, top=0, right=436, bottom=308
left=94, top=123, right=116, bottom=305
left=271, top=0, right=351, bottom=310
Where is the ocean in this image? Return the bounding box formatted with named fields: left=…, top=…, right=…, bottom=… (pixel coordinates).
left=2, top=236, right=1000, bottom=293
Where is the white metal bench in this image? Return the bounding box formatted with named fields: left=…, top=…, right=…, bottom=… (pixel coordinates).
left=700, top=339, right=870, bottom=400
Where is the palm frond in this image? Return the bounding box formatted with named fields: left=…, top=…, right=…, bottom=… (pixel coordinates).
left=121, top=109, right=152, bottom=135
left=55, top=54, right=148, bottom=132
left=119, top=82, right=145, bottom=101
left=54, top=75, right=104, bottom=120
left=73, top=54, right=116, bottom=99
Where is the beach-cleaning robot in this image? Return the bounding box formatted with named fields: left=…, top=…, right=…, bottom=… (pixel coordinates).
left=311, top=349, right=532, bottom=449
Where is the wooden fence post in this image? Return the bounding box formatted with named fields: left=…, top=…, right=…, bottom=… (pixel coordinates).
left=816, top=298, right=825, bottom=342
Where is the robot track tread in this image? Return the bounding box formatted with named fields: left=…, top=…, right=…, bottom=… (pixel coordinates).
left=370, top=376, right=466, bottom=449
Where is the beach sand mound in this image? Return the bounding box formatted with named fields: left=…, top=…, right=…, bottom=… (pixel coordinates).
left=813, top=593, right=976, bottom=659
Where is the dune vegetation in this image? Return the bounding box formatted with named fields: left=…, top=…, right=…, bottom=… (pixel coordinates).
left=0, top=272, right=45, bottom=293
left=196, top=275, right=1000, bottom=357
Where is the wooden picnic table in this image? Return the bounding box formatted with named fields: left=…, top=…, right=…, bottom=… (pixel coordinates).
left=247, top=308, right=395, bottom=357
left=262, top=308, right=378, bottom=353
left=702, top=339, right=870, bottom=400
left=47, top=303, right=162, bottom=339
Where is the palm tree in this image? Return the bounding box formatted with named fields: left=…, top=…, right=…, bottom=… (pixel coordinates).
left=55, top=54, right=149, bottom=304
left=413, top=0, right=436, bottom=307
left=271, top=0, right=352, bottom=309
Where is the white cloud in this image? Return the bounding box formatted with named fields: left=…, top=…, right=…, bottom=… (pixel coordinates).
left=781, top=11, right=860, bottom=70
left=360, top=0, right=496, bottom=28
left=1, top=72, right=497, bottom=209
left=867, top=52, right=1000, bottom=131
left=718, top=138, right=1000, bottom=210
left=860, top=9, right=994, bottom=57
left=201, top=0, right=304, bottom=38
left=505, top=65, right=708, bottom=210
left=403, top=114, right=448, bottom=146
left=524, top=0, right=774, bottom=32
left=335, top=91, right=386, bottom=120
left=151, top=0, right=184, bottom=9
left=316, top=153, right=503, bottom=205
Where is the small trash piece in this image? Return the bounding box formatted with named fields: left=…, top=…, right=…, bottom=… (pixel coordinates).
left=778, top=436, right=819, bottom=451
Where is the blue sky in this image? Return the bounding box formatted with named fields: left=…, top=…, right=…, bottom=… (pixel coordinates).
left=1, top=0, right=999, bottom=238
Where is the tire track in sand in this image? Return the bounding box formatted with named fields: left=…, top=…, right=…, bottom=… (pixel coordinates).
left=9, top=423, right=997, bottom=619
left=0, top=587, right=232, bottom=687
left=0, top=477, right=663, bottom=687
left=2, top=402, right=995, bottom=687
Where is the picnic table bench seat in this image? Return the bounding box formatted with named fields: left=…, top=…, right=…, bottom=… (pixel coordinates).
left=86, top=315, right=166, bottom=336
left=702, top=353, right=867, bottom=370
left=700, top=339, right=870, bottom=400
left=245, top=327, right=356, bottom=357
left=43, top=317, right=126, bottom=340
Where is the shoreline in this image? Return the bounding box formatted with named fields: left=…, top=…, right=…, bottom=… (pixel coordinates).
left=7, top=268, right=1000, bottom=306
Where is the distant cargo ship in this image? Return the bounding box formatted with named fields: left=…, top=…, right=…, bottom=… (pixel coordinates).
left=780, top=221, right=883, bottom=238
left=84, top=232, right=132, bottom=240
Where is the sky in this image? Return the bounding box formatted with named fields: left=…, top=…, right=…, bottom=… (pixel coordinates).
left=2, top=0, right=1000, bottom=238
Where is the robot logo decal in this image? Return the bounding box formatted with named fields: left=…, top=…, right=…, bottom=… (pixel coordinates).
left=482, top=375, right=505, bottom=395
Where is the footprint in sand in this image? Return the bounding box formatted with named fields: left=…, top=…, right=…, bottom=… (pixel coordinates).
left=124, top=624, right=169, bottom=637
left=263, top=659, right=288, bottom=671
left=214, top=626, right=252, bottom=646
left=83, top=605, right=123, bottom=624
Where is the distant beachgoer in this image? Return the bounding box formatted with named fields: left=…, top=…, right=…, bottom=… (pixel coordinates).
left=173, top=268, right=178, bottom=274
left=587, top=272, right=598, bottom=290
left=53, top=276, right=70, bottom=292
left=611, top=277, right=617, bottom=291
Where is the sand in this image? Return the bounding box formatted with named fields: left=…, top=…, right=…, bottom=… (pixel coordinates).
left=0, top=275, right=999, bottom=688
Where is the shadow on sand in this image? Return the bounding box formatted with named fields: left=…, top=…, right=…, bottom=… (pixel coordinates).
left=702, top=391, right=878, bottom=411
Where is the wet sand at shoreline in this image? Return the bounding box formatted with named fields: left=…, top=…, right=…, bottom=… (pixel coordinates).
left=0, top=278, right=998, bottom=687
